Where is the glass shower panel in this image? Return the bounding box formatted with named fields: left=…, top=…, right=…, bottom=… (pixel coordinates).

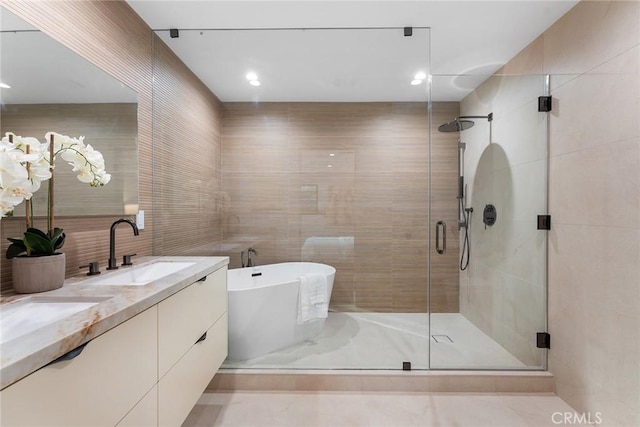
left=429, top=73, right=548, bottom=369
left=289, top=28, right=432, bottom=371
left=153, top=26, right=431, bottom=370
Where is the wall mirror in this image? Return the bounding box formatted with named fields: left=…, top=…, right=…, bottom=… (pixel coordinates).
left=0, top=7, right=139, bottom=216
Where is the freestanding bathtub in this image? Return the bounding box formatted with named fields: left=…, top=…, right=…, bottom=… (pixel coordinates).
left=227, top=262, right=336, bottom=361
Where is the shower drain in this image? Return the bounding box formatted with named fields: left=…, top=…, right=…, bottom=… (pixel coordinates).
left=431, top=335, right=454, bottom=343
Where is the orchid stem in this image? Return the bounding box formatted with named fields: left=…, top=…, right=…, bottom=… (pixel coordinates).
left=48, top=133, right=54, bottom=235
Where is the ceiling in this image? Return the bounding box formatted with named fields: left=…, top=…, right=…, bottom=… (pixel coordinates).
left=128, top=0, right=578, bottom=102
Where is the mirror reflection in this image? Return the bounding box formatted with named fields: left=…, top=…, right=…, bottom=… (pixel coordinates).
left=0, top=7, right=139, bottom=216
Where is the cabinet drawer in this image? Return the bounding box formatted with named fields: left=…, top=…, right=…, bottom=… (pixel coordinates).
left=158, top=267, right=227, bottom=377
left=116, top=385, right=157, bottom=427
left=158, top=313, right=227, bottom=427
left=0, top=306, right=157, bottom=427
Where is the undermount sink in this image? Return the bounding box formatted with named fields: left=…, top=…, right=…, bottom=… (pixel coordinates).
left=0, top=296, right=110, bottom=344
left=84, top=261, right=196, bottom=286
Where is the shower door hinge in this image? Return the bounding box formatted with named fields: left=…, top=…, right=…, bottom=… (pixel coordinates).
left=537, top=332, right=551, bottom=349
left=538, top=96, right=552, bottom=112
left=537, top=215, right=551, bottom=230
left=402, top=361, right=412, bottom=371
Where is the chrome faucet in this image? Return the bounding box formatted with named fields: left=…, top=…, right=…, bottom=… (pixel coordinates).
left=107, top=218, right=139, bottom=270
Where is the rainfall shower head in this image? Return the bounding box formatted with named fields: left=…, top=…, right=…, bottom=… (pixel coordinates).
left=438, top=119, right=475, bottom=133
left=437, top=113, right=494, bottom=133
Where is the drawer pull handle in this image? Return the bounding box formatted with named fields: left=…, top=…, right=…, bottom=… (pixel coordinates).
left=46, top=342, right=89, bottom=366
left=196, top=332, right=207, bottom=344
left=197, top=276, right=207, bottom=282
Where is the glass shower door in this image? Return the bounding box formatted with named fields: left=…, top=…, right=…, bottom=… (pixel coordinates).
left=429, top=73, right=549, bottom=369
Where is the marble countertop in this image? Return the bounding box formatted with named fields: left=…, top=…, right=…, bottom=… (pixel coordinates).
left=0, top=256, right=229, bottom=390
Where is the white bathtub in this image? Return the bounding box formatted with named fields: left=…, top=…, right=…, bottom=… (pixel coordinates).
left=227, top=262, right=336, bottom=361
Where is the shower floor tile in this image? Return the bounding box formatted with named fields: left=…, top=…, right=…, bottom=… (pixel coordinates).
left=221, top=313, right=526, bottom=370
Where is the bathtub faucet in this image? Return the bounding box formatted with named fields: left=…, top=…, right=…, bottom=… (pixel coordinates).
left=240, top=248, right=258, bottom=267
left=240, top=247, right=258, bottom=268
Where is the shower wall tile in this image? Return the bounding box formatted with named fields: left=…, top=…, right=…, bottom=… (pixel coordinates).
left=496, top=222, right=547, bottom=287
left=391, top=103, right=430, bottom=137
left=222, top=103, right=290, bottom=137
left=391, top=139, right=430, bottom=173
left=491, top=99, right=548, bottom=168
left=222, top=102, right=460, bottom=313
left=549, top=224, right=640, bottom=422
left=549, top=44, right=640, bottom=157
left=543, top=0, right=640, bottom=76
left=542, top=1, right=640, bottom=422
left=497, top=35, right=544, bottom=76
left=498, top=160, right=548, bottom=223
left=550, top=137, right=640, bottom=228
left=459, top=65, right=549, bottom=366
left=288, top=103, right=394, bottom=139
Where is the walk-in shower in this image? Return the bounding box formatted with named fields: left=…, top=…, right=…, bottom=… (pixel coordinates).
left=437, top=113, right=493, bottom=270
left=152, top=24, right=549, bottom=371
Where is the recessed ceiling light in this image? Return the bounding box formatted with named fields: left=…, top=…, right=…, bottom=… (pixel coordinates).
left=249, top=80, right=261, bottom=86
left=327, top=165, right=333, bottom=168
left=329, top=153, right=335, bottom=157
left=414, top=72, right=427, bottom=80
left=411, top=79, right=422, bottom=86
left=246, top=72, right=258, bottom=81
left=0, top=83, right=10, bottom=89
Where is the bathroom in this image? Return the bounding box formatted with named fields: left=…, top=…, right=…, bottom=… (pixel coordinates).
left=0, top=0, right=638, bottom=426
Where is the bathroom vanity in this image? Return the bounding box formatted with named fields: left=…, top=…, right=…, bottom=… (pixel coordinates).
left=0, top=256, right=228, bottom=427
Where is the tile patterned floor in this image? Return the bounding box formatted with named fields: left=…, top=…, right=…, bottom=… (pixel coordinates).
left=222, top=313, right=528, bottom=370
left=183, top=391, right=582, bottom=427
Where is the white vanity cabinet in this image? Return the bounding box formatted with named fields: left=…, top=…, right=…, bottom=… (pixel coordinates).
left=0, top=264, right=228, bottom=427
left=0, top=306, right=158, bottom=427
left=117, top=385, right=158, bottom=427
left=158, top=267, right=228, bottom=426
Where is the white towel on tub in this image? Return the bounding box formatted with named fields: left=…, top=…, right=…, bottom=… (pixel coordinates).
left=297, top=273, right=328, bottom=323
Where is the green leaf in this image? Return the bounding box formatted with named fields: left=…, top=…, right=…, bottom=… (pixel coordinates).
left=53, top=232, right=66, bottom=251
left=26, top=228, right=49, bottom=240
left=23, top=231, right=55, bottom=255
left=6, top=241, right=27, bottom=259
left=48, top=228, right=64, bottom=242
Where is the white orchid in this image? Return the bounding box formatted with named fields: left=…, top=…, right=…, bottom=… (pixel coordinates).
left=46, top=132, right=110, bottom=187
left=0, top=133, right=42, bottom=218
left=0, top=132, right=110, bottom=219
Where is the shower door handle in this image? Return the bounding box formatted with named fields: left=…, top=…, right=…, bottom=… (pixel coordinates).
left=436, top=221, right=447, bottom=254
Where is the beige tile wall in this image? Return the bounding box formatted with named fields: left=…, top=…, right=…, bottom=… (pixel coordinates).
left=460, top=0, right=639, bottom=423
left=221, top=102, right=460, bottom=313
left=544, top=1, right=639, bottom=425
left=151, top=34, right=224, bottom=256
